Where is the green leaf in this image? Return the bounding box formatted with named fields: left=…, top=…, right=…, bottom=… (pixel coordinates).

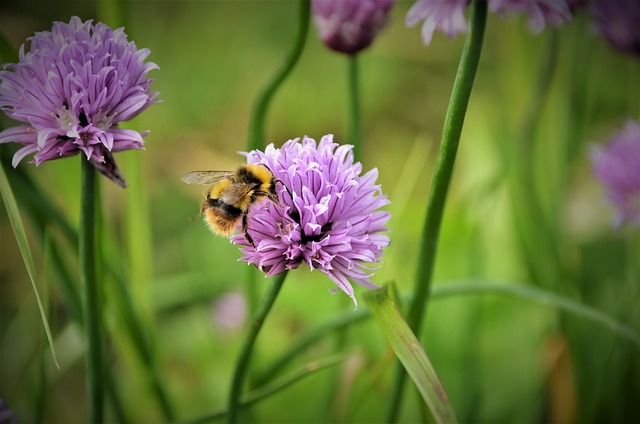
left=364, top=285, right=457, bottom=424
left=0, top=161, right=59, bottom=368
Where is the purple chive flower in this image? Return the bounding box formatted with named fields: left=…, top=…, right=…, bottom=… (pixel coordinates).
left=231, top=135, right=390, bottom=307
left=489, top=0, right=572, bottom=34
left=591, top=0, right=640, bottom=58
left=590, top=120, right=640, bottom=228
left=406, top=0, right=469, bottom=45
left=312, top=0, right=395, bottom=55
left=0, top=16, right=158, bottom=187
left=407, top=0, right=571, bottom=45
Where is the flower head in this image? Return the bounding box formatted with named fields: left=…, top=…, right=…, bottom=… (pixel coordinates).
left=407, top=0, right=572, bottom=45
left=489, top=0, right=572, bottom=34
left=590, top=120, right=640, bottom=228
left=591, top=0, right=640, bottom=58
left=0, top=16, right=159, bottom=187
left=232, top=135, right=390, bottom=307
left=406, top=0, right=469, bottom=45
left=312, top=0, right=395, bottom=55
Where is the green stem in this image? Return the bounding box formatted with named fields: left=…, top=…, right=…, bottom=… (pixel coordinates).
left=80, top=158, right=103, bottom=423
left=246, top=0, right=310, bottom=152
left=35, top=230, right=52, bottom=423
left=387, top=1, right=487, bottom=421
left=348, top=54, right=363, bottom=161
left=193, top=352, right=349, bottom=423
left=228, top=271, right=288, bottom=423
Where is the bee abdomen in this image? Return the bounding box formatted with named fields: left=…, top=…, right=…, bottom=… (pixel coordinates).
left=203, top=199, right=244, bottom=236
left=207, top=198, right=243, bottom=219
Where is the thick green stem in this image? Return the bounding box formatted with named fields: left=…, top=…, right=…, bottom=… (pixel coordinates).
left=80, top=158, right=103, bottom=423
left=228, top=271, right=288, bottom=423
left=387, top=1, right=487, bottom=421
left=246, top=0, right=310, bottom=152
left=348, top=54, right=363, bottom=161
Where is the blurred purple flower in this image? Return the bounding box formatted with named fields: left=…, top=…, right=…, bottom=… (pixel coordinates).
left=407, top=0, right=572, bottom=45
left=0, top=16, right=158, bottom=187
left=211, top=292, right=247, bottom=333
left=232, top=135, right=390, bottom=307
left=590, top=120, right=640, bottom=227
left=0, top=399, right=18, bottom=424
left=489, top=0, right=572, bottom=34
left=591, top=0, right=640, bottom=58
left=312, top=0, right=395, bottom=55
left=406, top=0, right=469, bottom=45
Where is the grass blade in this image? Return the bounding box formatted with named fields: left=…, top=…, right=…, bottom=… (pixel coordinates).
left=433, top=281, right=640, bottom=349
left=364, top=285, right=457, bottom=424
left=0, top=161, right=59, bottom=368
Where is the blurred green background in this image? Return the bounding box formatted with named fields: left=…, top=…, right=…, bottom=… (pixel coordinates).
left=0, top=1, right=638, bottom=423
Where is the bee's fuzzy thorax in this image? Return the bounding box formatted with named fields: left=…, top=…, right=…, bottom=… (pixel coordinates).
left=210, top=179, right=232, bottom=199
left=243, top=164, right=274, bottom=187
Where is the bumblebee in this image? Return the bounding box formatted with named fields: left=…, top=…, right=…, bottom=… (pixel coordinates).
left=181, top=164, right=283, bottom=245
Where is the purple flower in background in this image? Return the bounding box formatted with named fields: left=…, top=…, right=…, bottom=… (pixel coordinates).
left=0, top=16, right=158, bottom=187
left=591, top=0, right=640, bottom=58
left=407, top=0, right=571, bottom=45
left=312, top=0, right=395, bottom=55
left=0, top=399, right=18, bottom=424
left=232, top=135, right=390, bottom=307
left=211, top=292, right=247, bottom=333
left=406, top=0, right=469, bottom=45
left=489, top=0, right=572, bottom=34
left=590, top=120, right=640, bottom=227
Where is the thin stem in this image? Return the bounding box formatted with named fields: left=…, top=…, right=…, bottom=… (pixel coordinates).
left=387, top=1, right=487, bottom=421
left=35, top=230, right=52, bottom=423
left=348, top=54, right=363, bottom=161
left=255, top=306, right=369, bottom=385
left=193, top=352, right=350, bottom=423
left=228, top=271, right=288, bottom=423
left=80, top=158, right=103, bottom=423
left=246, top=0, right=310, bottom=152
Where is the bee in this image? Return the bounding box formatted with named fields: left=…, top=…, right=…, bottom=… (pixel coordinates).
left=181, top=164, right=284, bottom=246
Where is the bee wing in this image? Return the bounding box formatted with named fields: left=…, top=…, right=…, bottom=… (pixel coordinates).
left=181, top=170, right=233, bottom=185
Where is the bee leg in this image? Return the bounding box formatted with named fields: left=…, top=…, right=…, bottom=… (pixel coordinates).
left=276, top=179, right=293, bottom=199
left=242, top=213, right=255, bottom=247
